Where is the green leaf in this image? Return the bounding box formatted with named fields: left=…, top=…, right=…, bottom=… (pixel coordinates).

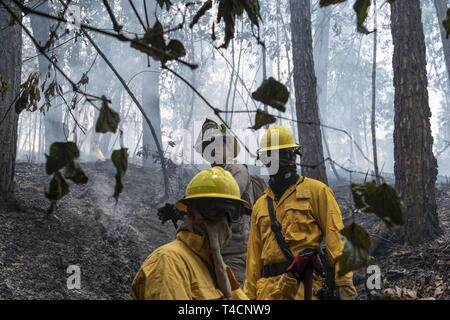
left=96, top=96, right=120, bottom=134
left=131, top=20, right=167, bottom=61
left=42, top=80, right=57, bottom=112
left=77, top=72, right=89, bottom=86
left=156, top=0, right=172, bottom=10
left=111, top=148, right=129, bottom=201
left=0, top=75, right=10, bottom=98
left=319, top=0, right=347, bottom=7
left=351, top=182, right=404, bottom=228
left=63, top=160, right=88, bottom=184
left=241, top=0, right=261, bottom=27
left=353, top=0, right=372, bottom=34
left=338, top=223, right=372, bottom=276
left=215, top=0, right=261, bottom=48
left=444, top=8, right=450, bottom=39
left=166, top=39, right=186, bottom=59
left=45, top=171, right=69, bottom=214
left=217, top=0, right=235, bottom=49
left=132, top=20, right=189, bottom=62
left=144, top=20, right=166, bottom=50
left=233, top=2, right=245, bottom=15
left=252, top=77, right=289, bottom=112
left=15, top=90, right=29, bottom=114
left=45, top=142, right=80, bottom=175
left=249, top=109, right=276, bottom=130
left=190, top=0, right=213, bottom=28
left=15, top=72, right=41, bottom=114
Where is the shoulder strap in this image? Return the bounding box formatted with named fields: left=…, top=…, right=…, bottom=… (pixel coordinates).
left=266, top=197, right=294, bottom=262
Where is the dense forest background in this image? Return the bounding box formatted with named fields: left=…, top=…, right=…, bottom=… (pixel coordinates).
left=6, top=0, right=450, bottom=175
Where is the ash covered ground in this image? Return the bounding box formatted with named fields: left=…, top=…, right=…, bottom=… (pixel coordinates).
left=0, top=162, right=448, bottom=299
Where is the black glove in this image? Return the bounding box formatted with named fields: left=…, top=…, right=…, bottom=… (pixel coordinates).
left=157, top=203, right=184, bottom=229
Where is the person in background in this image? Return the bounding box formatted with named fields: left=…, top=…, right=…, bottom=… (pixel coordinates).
left=193, top=119, right=266, bottom=284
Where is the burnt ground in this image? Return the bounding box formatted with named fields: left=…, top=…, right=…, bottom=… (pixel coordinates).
left=0, top=161, right=189, bottom=299
left=332, top=181, right=450, bottom=300
left=0, top=162, right=449, bottom=300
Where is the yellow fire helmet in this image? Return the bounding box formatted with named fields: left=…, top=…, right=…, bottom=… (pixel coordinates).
left=175, top=167, right=250, bottom=212
left=257, top=125, right=301, bottom=154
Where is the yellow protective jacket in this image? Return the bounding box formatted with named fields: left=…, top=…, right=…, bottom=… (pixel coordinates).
left=243, top=176, right=353, bottom=300
left=131, top=230, right=248, bottom=300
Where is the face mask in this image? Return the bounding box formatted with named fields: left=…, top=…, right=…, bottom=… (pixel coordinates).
left=268, top=149, right=299, bottom=201
left=192, top=212, right=233, bottom=298
left=270, top=149, right=298, bottom=180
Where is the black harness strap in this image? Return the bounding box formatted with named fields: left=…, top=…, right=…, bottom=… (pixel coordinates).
left=263, top=195, right=337, bottom=299
left=261, top=261, right=291, bottom=278
left=266, top=197, right=294, bottom=262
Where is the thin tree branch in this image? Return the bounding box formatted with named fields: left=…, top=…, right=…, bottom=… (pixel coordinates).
left=129, top=0, right=147, bottom=30
left=82, top=29, right=170, bottom=201
left=9, top=0, right=198, bottom=69
left=162, top=64, right=258, bottom=159
left=2, top=1, right=106, bottom=103
left=102, top=0, right=123, bottom=33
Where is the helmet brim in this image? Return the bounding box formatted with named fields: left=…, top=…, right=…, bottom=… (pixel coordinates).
left=257, top=143, right=301, bottom=154
left=175, top=194, right=250, bottom=212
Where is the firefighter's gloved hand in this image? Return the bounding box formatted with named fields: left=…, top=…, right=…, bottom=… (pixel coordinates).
left=157, top=203, right=183, bottom=225
left=287, top=249, right=321, bottom=281
left=277, top=273, right=299, bottom=300
left=338, top=280, right=357, bottom=300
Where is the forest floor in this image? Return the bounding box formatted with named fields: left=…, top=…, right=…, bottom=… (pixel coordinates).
left=332, top=181, right=450, bottom=300
left=0, top=162, right=449, bottom=299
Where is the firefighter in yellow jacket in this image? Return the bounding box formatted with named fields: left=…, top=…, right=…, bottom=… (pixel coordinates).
left=243, top=125, right=357, bottom=300
left=131, top=167, right=298, bottom=300
left=132, top=167, right=247, bottom=299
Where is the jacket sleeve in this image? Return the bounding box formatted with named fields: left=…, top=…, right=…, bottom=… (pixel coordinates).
left=243, top=201, right=263, bottom=299
left=314, top=186, right=353, bottom=286
left=131, top=253, right=191, bottom=300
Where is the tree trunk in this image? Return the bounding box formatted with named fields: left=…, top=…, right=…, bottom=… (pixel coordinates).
left=390, top=0, right=441, bottom=244
left=0, top=1, right=22, bottom=202
left=314, top=5, right=341, bottom=181
left=314, top=5, right=331, bottom=122
left=224, top=40, right=235, bottom=124
left=183, top=27, right=196, bottom=130
left=371, top=0, right=380, bottom=183
left=29, top=0, right=64, bottom=151
left=279, top=5, right=297, bottom=137
left=142, top=68, right=162, bottom=167
left=142, top=0, right=162, bottom=168
left=434, top=0, right=450, bottom=93
left=434, top=0, right=450, bottom=145
left=289, top=0, right=327, bottom=183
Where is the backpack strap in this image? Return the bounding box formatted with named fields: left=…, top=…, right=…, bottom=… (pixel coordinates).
left=266, top=197, right=294, bottom=262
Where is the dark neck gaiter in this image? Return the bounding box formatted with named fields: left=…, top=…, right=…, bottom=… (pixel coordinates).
left=269, top=165, right=299, bottom=202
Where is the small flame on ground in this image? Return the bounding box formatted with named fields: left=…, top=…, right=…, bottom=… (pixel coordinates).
left=96, top=145, right=107, bottom=161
